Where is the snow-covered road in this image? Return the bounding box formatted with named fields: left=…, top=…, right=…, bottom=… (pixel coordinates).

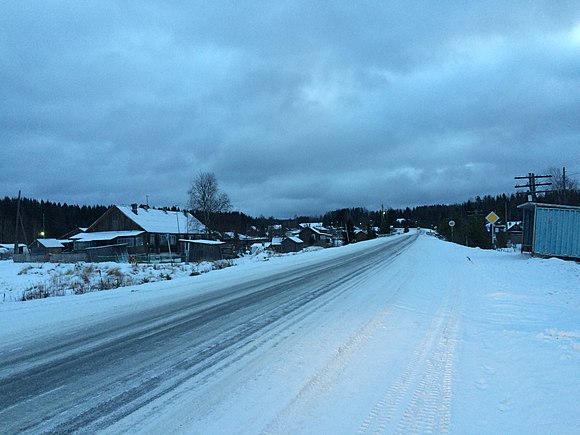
left=1, top=232, right=578, bottom=434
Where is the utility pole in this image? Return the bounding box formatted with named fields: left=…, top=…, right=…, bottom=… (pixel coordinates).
left=380, top=203, right=385, bottom=232
left=562, top=167, right=567, bottom=204
left=514, top=173, right=552, bottom=202
left=13, top=191, right=21, bottom=255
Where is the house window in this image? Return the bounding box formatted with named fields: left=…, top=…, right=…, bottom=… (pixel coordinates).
left=169, top=235, right=176, bottom=245
left=75, top=241, right=91, bottom=250
left=135, top=237, right=144, bottom=247
left=150, top=234, right=156, bottom=245
left=116, top=237, right=135, bottom=247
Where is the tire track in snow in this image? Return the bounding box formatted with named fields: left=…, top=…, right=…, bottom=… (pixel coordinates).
left=261, top=268, right=412, bottom=435
left=356, top=292, right=460, bottom=435
left=394, top=296, right=459, bottom=435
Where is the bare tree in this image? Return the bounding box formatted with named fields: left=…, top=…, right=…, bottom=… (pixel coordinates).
left=188, top=172, right=231, bottom=236
left=547, top=167, right=578, bottom=204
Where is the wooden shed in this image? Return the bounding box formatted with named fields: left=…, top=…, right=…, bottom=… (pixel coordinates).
left=29, top=239, right=65, bottom=255
left=180, top=239, right=225, bottom=262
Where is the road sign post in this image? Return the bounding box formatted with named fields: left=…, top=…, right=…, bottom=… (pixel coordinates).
left=485, top=212, right=500, bottom=248
left=448, top=220, right=455, bottom=242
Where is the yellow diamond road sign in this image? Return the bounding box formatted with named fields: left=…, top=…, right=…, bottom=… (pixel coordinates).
left=485, top=211, right=500, bottom=224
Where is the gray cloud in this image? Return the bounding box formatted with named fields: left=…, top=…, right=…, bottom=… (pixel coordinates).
left=1, top=1, right=579, bottom=217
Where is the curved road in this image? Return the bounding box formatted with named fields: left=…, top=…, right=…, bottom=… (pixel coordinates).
left=0, top=235, right=418, bottom=433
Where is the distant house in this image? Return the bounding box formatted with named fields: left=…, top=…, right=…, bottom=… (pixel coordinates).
left=280, top=236, right=303, bottom=253
left=268, top=224, right=287, bottom=237
left=353, top=229, right=369, bottom=243
left=0, top=243, right=28, bottom=258
left=29, top=238, right=65, bottom=256
left=270, top=237, right=284, bottom=253
left=59, top=227, right=87, bottom=240
left=518, top=202, right=580, bottom=259
left=299, top=222, right=324, bottom=229
left=299, top=226, right=333, bottom=247
left=222, top=232, right=268, bottom=254
left=506, top=221, right=523, bottom=246
left=71, top=205, right=206, bottom=258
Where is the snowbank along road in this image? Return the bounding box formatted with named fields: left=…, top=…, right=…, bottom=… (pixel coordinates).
left=1, top=232, right=578, bottom=433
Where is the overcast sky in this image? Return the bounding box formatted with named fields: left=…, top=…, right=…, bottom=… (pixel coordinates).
left=1, top=2, right=579, bottom=218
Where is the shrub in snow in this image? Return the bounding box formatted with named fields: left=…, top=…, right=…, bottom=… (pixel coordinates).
left=21, top=284, right=50, bottom=301
left=212, top=260, right=234, bottom=270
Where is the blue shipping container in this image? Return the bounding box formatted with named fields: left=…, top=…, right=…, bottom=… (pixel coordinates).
left=519, top=203, right=580, bottom=259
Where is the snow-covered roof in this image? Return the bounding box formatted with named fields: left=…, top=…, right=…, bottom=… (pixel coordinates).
left=179, top=239, right=225, bottom=245
left=302, top=226, right=332, bottom=237
left=286, top=236, right=303, bottom=244
left=271, top=237, right=284, bottom=245
left=115, top=206, right=206, bottom=234
left=507, top=221, right=523, bottom=230
left=0, top=243, right=27, bottom=249
left=299, top=222, right=324, bottom=229
left=239, top=234, right=267, bottom=241
left=71, top=231, right=145, bottom=242
left=35, top=239, right=65, bottom=249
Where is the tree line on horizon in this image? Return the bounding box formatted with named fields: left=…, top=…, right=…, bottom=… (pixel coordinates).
left=1, top=187, right=579, bottom=249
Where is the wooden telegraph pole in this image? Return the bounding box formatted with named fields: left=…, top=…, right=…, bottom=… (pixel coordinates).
left=13, top=191, right=21, bottom=255
left=514, top=173, right=552, bottom=202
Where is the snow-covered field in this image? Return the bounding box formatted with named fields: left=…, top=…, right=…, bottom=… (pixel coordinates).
left=0, top=257, right=234, bottom=303
left=0, top=232, right=578, bottom=433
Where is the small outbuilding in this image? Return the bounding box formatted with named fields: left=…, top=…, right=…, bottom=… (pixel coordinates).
left=518, top=202, right=580, bottom=260
left=29, top=238, right=65, bottom=255
left=0, top=243, right=28, bottom=256
left=180, top=239, right=225, bottom=262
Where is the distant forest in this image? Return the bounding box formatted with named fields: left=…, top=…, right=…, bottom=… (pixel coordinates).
left=0, top=197, right=108, bottom=245
left=1, top=188, right=579, bottom=249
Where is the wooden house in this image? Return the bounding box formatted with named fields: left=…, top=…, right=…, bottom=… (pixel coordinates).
left=506, top=221, right=523, bottom=246
left=29, top=238, right=65, bottom=256
left=298, top=226, right=333, bottom=247
left=280, top=236, right=303, bottom=253
left=353, top=229, right=369, bottom=243
left=71, top=205, right=206, bottom=257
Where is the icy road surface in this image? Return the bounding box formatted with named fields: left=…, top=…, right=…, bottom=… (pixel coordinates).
left=0, top=232, right=578, bottom=433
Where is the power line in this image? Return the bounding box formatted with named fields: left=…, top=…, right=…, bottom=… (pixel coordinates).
left=514, top=172, right=552, bottom=201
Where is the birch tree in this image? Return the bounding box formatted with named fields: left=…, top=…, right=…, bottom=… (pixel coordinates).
left=188, top=172, right=231, bottom=236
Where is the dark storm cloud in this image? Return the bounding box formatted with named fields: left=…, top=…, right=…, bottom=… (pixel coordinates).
left=1, top=1, right=579, bottom=217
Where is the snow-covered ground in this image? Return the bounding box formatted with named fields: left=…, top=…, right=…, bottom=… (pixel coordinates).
left=0, top=257, right=234, bottom=303
left=1, top=232, right=578, bottom=433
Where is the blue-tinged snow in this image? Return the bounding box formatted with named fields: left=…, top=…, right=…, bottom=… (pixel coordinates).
left=0, top=232, right=578, bottom=433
